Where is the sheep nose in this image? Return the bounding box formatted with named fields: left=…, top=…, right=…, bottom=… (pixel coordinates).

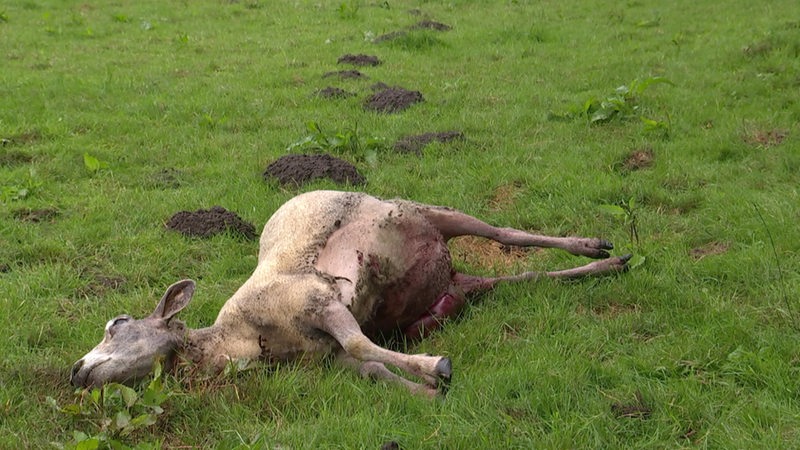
left=70, top=359, right=84, bottom=386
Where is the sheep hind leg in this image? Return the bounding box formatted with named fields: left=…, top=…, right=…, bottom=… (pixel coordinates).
left=402, top=254, right=632, bottom=341
left=418, top=205, right=616, bottom=259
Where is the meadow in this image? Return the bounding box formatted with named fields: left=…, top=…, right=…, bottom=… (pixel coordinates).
left=1, top=0, right=799, bottom=448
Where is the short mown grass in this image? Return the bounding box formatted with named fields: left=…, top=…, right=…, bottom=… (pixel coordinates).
left=2, top=0, right=799, bottom=448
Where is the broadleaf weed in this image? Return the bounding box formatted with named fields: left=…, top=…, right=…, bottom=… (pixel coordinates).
left=287, top=121, right=387, bottom=164
left=572, top=76, right=674, bottom=128
left=47, top=361, right=172, bottom=449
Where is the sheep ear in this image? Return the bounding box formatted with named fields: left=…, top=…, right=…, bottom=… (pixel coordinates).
left=151, top=279, right=195, bottom=321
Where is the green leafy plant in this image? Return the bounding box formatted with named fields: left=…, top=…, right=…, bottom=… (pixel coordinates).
left=337, top=1, right=360, bottom=19
left=84, top=152, right=110, bottom=174
left=599, top=197, right=639, bottom=244
left=641, top=114, right=671, bottom=138
left=287, top=121, right=387, bottom=166
left=1, top=168, right=43, bottom=203
left=582, top=77, right=673, bottom=124
left=48, top=361, right=171, bottom=450
left=599, top=198, right=646, bottom=270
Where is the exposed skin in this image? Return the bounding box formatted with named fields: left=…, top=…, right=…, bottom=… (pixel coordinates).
left=71, top=190, right=631, bottom=396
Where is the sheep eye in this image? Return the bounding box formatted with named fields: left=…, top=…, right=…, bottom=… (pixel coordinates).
left=106, top=315, right=131, bottom=333
left=112, top=316, right=131, bottom=326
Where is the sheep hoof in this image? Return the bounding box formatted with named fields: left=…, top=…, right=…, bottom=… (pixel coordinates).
left=436, top=357, right=452, bottom=396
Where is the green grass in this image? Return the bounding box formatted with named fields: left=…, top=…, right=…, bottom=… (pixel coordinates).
left=2, top=0, right=799, bottom=447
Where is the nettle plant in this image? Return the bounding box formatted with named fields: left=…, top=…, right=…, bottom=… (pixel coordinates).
left=287, top=121, right=388, bottom=166
left=48, top=361, right=172, bottom=450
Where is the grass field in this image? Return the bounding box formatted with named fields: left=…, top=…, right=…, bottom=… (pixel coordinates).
left=2, top=0, right=799, bottom=448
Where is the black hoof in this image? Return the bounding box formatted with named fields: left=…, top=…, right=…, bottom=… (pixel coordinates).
left=600, top=239, right=614, bottom=250
left=619, top=253, right=633, bottom=263
left=435, top=357, right=452, bottom=396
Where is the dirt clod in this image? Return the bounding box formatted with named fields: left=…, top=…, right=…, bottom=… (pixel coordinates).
left=623, top=149, right=655, bottom=171
left=393, top=131, right=464, bottom=155
left=263, top=154, right=366, bottom=186
left=316, top=87, right=356, bottom=99
left=365, top=87, right=424, bottom=113
left=13, top=208, right=59, bottom=223
left=166, top=206, right=257, bottom=239
left=337, top=54, right=382, bottom=67
left=689, top=241, right=729, bottom=260
left=742, top=128, right=788, bottom=147
left=322, top=69, right=366, bottom=79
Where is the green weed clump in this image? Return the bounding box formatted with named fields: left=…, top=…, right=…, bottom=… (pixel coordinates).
left=48, top=362, right=171, bottom=449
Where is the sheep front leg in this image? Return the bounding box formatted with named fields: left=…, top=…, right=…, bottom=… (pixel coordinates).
left=336, top=352, right=439, bottom=397
left=318, top=301, right=451, bottom=394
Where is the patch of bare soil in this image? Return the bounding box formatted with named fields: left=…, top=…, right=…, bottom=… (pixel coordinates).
left=1, top=130, right=42, bottom=147
left=263, top=154, right=366, bottom=186
left=393, top=131, right=464, bottom=155
left=450, top=235, right=534, bottom=271
left=689, top=241, right=730, bottom=260
left=622, top=148, right=654, bottom=171
left=411, top=20, right=452, bottom=31
left=0, top=150, right=33, bottom=166
left=316, top=87, right=356, bottom=99
left=322, top=69, right=366, bottom=79
left=742, top=128, right=788, bottom=147
left=365, top=87, right=424, bottom=113
left=612, top=391, right=652, bottom=419
left=12, top=208, right=59, bottom=223
left=374, top=20, right=452, bottom=42
left=77, top=273, right=127, bottom=298
left=166, top=206, right=257, bottom=239
left=487, top=181, right=523, bottom=212
left=337, top=54, right=382, bottom=67
left=149, top=168, right=183, bottom=189
left=373, top=31, right=408, bottom=43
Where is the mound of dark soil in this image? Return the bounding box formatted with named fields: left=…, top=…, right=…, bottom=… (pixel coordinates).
left=411, top=20, right=452, bottom=31
left=316, top=87, right=356, bottom=99
left=393, top=131, right=464, bottom=155
left=322, top=69, right=366, bottom=79
left=166, top=206, right=257, bottom=239
left=13, top=208, right=59, bottom=223
left=374, top=20, right=451, bottom=43
left=338, top=54, right=382, bottom=67
left=263, top=154, right=366, bottom=186
left=365, top=87, right=424, bottom=113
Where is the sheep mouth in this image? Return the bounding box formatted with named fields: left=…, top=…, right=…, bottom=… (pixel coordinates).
left=70, top=356, right=111, bottom=388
